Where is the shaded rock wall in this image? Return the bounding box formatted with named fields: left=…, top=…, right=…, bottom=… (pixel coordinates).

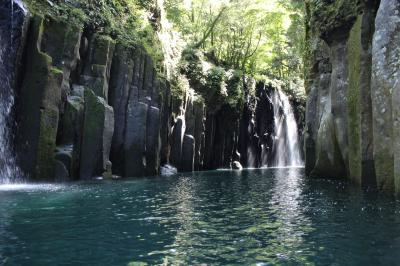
left=11, top=13, right=165, bottom=180
left=17, top=17, right=82, bottom=180
left=304, top=0, right=400, bottom=195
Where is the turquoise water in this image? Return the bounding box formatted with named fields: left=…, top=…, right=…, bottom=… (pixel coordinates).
left=0, top=168, right=400, bottom=265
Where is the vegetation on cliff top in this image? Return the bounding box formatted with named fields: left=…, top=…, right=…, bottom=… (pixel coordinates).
left=23, top=0, right=307, bottom=105
left=165, top=0, right=305, bottom=80
left=23, top=0, right=162, bottom=62
left=163, top=0, right=306, bottom=105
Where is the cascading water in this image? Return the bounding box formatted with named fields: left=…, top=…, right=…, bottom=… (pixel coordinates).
left=0, top=0, right=26, bottom=184
left=270, top=89, right=303, bottom=167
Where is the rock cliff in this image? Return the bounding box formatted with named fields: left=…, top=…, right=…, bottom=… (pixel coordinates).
left=304, top=0, right=400, bottom=195
left=2, top=1, right=305, bottom=181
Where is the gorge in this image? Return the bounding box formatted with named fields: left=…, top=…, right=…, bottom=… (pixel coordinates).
left=0, top=0, right=305, bottom=183
left=1, top=0, right=400, bottom=265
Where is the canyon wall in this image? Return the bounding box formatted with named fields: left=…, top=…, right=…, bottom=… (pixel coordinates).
left=3, top=2, right=305, bottom=181
left=304, top=0, right=400, bottom=195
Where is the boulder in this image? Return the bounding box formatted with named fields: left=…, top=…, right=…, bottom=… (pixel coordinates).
left=232, top=161, right=243, bottom=170
left=160, top=164, right=178, bottom=177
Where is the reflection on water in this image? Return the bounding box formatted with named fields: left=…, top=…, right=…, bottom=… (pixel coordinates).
left=261, top=168, right=314, bottom=263
left=0, top=184, right=63, bottom=191
left=0, top=168, right=400, bottom=265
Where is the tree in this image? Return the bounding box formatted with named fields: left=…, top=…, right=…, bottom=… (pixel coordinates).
left=164, top=0, right=306, bottom=85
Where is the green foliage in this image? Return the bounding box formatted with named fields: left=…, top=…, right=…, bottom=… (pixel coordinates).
left=170, top=75, right=189, bottom=100
left=179, top=48, right=207, bottom=89
left=165, top=0, right=306, bottom=98
left=23, top=0, right=163, bottom=64
left=179, top=48, right=246, bottom=112
left=307, top=0, right=360, bottom=39
left=225, top=70, right=244, bottom=110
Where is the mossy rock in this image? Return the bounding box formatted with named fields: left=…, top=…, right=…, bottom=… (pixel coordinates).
left=311, top=113, right=347, bottom=178
left=307, top=0, right=361, bottom=42
left=347, top=15, right=362, bottom=184
left=81, top=34, right=116, bottom=99
left=90, top=34, right=116, bottom=67
left=17, top=16, right=63, bottom=180
left=80, top=89, right=114, bottom=179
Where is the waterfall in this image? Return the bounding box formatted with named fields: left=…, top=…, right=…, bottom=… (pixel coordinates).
left=270, top=89, right=303, bottom=167
left=0, top=0, right=25, bottom=184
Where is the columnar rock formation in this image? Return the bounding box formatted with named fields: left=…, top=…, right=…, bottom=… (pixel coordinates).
left=2, top=1, right=305, bottom=181
left=304, top=0, right=400, bottom=195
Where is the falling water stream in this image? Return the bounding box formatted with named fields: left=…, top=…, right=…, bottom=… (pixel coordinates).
left=270, top=89, right=303, bottom=167
left=0, top=0, right=24, bottom=184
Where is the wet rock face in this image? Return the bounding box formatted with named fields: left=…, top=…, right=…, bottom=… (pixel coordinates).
left=304, top=0, right=400, bottom=194
left=0, top=1, right=29, bottom=182
left=237, top=83, right=276, bottom=169
left=0, top=0, right=28, bottom=91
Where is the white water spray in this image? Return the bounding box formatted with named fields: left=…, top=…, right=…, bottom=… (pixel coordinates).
left=270, top=89, right=303, bottom=167
left=11, top=0, right=14, bottom=46
left=0, top=0, right=24, bottom=184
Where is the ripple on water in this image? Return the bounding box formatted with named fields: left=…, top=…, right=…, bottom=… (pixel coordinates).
left=0, top=168, right=400, bottom=265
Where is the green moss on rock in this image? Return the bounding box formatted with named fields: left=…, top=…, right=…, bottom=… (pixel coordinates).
left=80, top=89, right=114, bottom=179
left=17, top=15, right=84, bottom=180
left=22, top=0, right=162, bottom=67
left=306, top=0, right=361, bottom=41
left=347, top=15, right=362, bottom=184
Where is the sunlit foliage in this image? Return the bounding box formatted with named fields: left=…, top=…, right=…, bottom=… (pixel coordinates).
left=164, top=0, right=305, bottom=83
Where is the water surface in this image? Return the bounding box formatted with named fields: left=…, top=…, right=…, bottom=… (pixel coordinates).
left=0, top=168, right=400, bottom=265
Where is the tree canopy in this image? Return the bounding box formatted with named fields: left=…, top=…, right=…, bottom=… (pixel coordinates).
left=164, top=0, right=305, bottom=83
